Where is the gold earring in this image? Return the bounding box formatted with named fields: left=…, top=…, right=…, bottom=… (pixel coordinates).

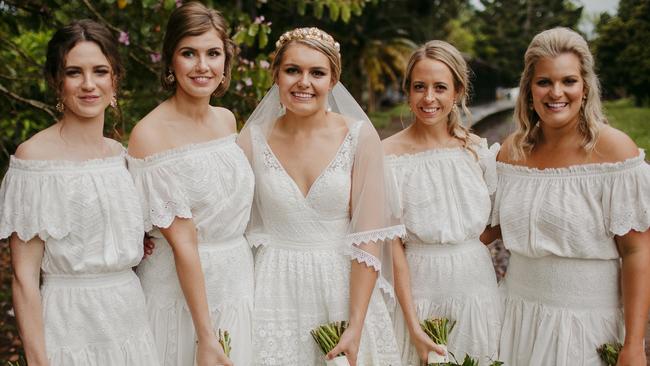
left=166, top=70, right=175, bottom=84
left=56, top=99, right=64, bottom=113
left=110, top=94, right=117, bottom=108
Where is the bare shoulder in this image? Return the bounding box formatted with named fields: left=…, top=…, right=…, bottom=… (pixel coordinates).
left=103, top=138, right=125, bottom=155
left=14, top=126, right=61, bottom=160
left=212, top=106, right=237, bottom=133
left=496, top=133, right=516, bottom=163
left=381, top=129, right=411, bottom=156
left=128, top=105, right=169, bottom=158
left=593, top=125, right=640, bottom=163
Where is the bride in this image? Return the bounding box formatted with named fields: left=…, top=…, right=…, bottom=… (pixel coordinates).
left=238, top=27, right=403, bottom=366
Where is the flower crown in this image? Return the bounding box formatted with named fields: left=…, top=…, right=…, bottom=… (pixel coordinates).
left=275, top=27, right=340, bottom=54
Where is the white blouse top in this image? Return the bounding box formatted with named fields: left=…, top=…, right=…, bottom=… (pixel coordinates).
left=385, top=139, right=499, bottom=245
left=127, top=134, right=254, bottom=243
left=0, top=153, right=144, bottom=274
left=491, top=150, right=650, bottom=259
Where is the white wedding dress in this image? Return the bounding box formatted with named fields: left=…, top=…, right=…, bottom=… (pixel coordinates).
left=492, top=150, right=650, bottom=366
left=127, top=134, right=255, bottom=366
left=246, top=120, right=403, bottom=366
left=0, top=153, right=159, bottom=365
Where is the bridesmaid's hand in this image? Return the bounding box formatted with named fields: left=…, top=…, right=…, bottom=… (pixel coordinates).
left=326, top=325, right=362, bottom=366
left=410, top=328, right=446, bottom=363
left=616, top=343, right=646, bottom=366
left=142, top=234, right=155, bottom=259
left=196, top=336, right=233, bottom=366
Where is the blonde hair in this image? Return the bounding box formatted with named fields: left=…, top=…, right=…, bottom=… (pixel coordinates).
left=271, top=27, right=341, bottom=83
left=511, top=27, right=607, bottom=161
left=402, top=40, right=475, bottom=155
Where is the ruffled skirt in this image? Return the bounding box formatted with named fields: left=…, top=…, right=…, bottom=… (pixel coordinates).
left=253, top=240, right=402, bottom=366
left=499, top=253, right=624, bottom=366
left=393, top=239, right=502, bottom=366
left=137, top=236, right=254, bottom=366
left=41, top=270, right=159, bottom=366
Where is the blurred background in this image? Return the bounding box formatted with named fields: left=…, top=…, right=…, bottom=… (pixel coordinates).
left=1, top=0, right=648, bottom=364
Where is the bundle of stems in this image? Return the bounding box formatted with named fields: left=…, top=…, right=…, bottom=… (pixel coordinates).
left=310, top=320, right=348, bottom=356
left=596, top=342, right=622, bottom=366
left=420, top=317, right=456, bottom=345
left=218, top=328, right=232, bottom=357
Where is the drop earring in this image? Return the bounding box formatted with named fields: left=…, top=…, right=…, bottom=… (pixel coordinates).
left=56, top=99, right=64, bottom=113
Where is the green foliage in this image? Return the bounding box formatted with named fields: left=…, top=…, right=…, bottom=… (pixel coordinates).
left=596, top=342, right=622, bottom=366
left=603, top=98, right=650, bottom=152
left=474, top=0, right=583, bottom=86
left=310, top=320, right=348, bottom=355
left=594, top=0, right=650, bottom=106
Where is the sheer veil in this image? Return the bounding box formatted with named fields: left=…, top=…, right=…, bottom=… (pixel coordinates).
left=238, top=82, right=405, bottom=302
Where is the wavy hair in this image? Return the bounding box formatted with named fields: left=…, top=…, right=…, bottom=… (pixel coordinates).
left=510, top=27, right=607, bottom=161
left=402, top=40, right=475, bottom=155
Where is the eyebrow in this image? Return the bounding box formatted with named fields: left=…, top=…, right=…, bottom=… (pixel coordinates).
left=178, top=46, right=223, bottom=52
left=283, top=63, right=328, bottom=70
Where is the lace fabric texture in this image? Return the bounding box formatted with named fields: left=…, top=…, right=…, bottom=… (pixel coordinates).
left=385, top=141, right=502, bottom=365
left=241, top=117, right=402, bottom=365
left=127, top=135, right=255, bottom=366
left=0, top=154, right=158, bottom=365
left=492, top=150, right=649, bottom=366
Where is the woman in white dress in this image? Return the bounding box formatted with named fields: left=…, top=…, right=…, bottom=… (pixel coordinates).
left=493, top=27, right=650, bottom=366
left=127, top=3, right=253, bottom=366
left=0, top=20, right=159, bottom=366
left=383, top=40, right=502, bottom=365
left=238, top=27, right=402, bottom=366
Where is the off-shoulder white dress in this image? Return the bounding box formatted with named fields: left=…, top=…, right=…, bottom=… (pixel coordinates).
left=127, top=135, right=255, bottom=366
left=0, top=154, right=159, bottom=366
left=385, top=140, right=502, bottom=365
left=247, top=121, right=403, bottom=366
left=492, top=150, right=650, bottom=366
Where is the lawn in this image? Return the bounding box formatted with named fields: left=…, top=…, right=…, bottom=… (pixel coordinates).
left=603, top=99, right=650, bottom=152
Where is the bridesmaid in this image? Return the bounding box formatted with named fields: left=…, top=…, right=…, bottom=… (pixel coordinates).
left=127, top=3, right=254, bottom=366
left=238, top=27, right=402, bottom=365
left=383, top=40, right=502, bottom=365
left=494, top=27, right=650, bottom=366
left=0, top=20, right=159, bottom=365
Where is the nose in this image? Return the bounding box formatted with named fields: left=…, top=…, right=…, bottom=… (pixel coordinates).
left=81, top=72, right=96, bottom=90
left=424, top=87, right=435, bottom=101
left=195, top=55, right=209, bottom=72
left=297, top=72, right=310, bottom=87
left=550, top=82, right=563, bottom=98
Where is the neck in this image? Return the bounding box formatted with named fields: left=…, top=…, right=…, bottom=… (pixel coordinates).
left=58, top=111, right=105, bottom=146
left=170, top=89, right=213, bottom=122
left=538, top=118, right=582, bottom=149
left=408, top=118, right=454, bottom=146
left=278, top=108, right=330, bottom=135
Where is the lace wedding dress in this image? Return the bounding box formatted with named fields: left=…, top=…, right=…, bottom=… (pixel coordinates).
left=246, top=120, right=403, bottom=366
left=128, top=134, right=255, bottom=366
left=0, top=153, right=159, bottom=365
left=385, top=139, right=502, bottom=366
left=492, top=150, right=650, bottom=366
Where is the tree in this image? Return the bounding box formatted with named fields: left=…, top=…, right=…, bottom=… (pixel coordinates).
left=593, top=0, right=650, bottom=106
left=474, top=0, right=583, bottom=87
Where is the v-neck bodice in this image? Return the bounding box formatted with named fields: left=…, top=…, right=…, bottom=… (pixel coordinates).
left=248, top=121, right=362, bottom=243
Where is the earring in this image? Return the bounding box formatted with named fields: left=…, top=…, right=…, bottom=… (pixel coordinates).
left=166, top=70, right=175, bottom=84
left=110, top=94, right=117, bottom=108
left=56, top=99, right=64, bottom=113
left=220, top=73, right=225, bottom=84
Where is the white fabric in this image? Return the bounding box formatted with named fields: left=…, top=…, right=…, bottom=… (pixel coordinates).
left=0, top=154, right=158, bottom=365
left=385, top=141, right=502, bottom=365
left=492, top=150, right=650, bottom=366
left=243, top=119, right=402, bottom=365
left=127, top=135, right=255, bottom=366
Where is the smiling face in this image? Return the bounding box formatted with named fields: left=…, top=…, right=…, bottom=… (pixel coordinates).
left=276, top=43, right=334, bottom=117
left=61, top=41, right=114, bottom=120
left=531, top=52, right=585, bottom=130
left=171, top=29, right=225, bottom=99
left=407, top=58, right=458, bottom=127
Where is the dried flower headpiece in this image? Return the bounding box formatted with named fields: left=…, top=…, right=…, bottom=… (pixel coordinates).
left=275, top=27, right=340, bottom=54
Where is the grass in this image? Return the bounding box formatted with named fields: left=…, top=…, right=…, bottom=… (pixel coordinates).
left=603, top=99, right=650, bottom=152
left=368, top=104, right=409, bottom=130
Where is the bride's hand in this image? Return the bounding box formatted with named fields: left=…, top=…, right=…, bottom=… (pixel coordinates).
left=196, top=337, right=233, bottom=366
left=325, top=325, right=362, bottom=366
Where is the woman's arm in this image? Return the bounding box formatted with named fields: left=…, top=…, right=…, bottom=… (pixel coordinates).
left=10, top=234, right=48, bottom=366
left=616, top=228, right=650, bottom=366
left=159, top=218, right=231, bottom=366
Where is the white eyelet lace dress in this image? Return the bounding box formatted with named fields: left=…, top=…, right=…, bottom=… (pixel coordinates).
left=0, top=153, right=159, bottom=365
left=127, top=134, right=255, bottom=366
left=247, top=121, right=403, bottom=366
left=492, top=150, right=650, bottom=366
left=385, top=140, right=503, bottom=366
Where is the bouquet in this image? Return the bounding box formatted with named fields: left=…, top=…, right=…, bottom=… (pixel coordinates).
left=420, top=317, right=456, bottom=364
left=311, top=321, right=350, bottom=366
left=597, top=342, right=622, bottom=366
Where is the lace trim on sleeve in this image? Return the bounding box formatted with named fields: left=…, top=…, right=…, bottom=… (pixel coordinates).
left=345, top=224, right=406, bottom=247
